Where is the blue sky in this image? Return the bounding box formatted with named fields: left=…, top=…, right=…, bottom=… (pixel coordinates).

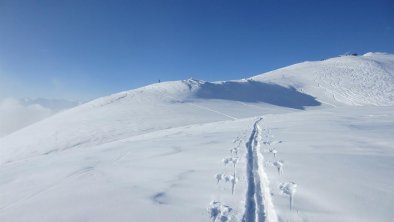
left=0, top=0, right=393, bottom=101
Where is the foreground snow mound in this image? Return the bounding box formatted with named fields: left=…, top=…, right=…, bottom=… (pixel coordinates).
left=253, top=52, right=394, bottom=106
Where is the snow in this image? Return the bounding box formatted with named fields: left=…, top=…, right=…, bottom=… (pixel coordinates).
left=253, top=52, right=394, bottom=106
left=1, top=52, right=394, bottom=222
left=261, top=106, right=394, bottom=222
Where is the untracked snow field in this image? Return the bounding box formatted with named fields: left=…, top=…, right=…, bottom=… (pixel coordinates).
left=1, top=53, right=394, bottom=221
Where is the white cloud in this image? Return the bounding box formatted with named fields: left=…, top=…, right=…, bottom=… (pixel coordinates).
left=0, top=98, right=54, bottom=137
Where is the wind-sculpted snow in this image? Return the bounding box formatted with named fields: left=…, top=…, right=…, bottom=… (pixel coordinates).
left=196, top=80, right=321, bottom=110
left=253, top=52, right=394, bottom=106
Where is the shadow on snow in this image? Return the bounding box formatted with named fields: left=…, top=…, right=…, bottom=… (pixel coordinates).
left=195, top=80, right=321, bottom=110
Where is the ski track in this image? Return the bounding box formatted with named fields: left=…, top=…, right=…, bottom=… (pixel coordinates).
left=185, top=102, right=238, bottom=120
left=163, top=92, right=238, bottom=120
left=243, top=118, right=278, bottom=222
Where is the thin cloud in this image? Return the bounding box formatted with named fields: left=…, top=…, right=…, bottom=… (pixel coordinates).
left=0, top=97, right=80, bottom=137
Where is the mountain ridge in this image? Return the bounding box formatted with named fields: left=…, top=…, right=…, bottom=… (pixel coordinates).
left=1, top=52, right=393, bottom=164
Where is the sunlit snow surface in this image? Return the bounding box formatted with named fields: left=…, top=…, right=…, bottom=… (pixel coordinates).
left=1, top=53, right=393, bottom=222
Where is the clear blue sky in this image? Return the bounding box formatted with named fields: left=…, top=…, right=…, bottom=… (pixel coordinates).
left=0, top=0, right=393, bottom=100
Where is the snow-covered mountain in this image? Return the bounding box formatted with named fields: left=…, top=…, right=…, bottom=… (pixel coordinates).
left=253, top=52, right=394, bottom=106
left=1, top=53, right=393, bottom=222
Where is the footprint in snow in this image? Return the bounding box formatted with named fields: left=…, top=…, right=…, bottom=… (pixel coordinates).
left=232, top=137, right=241, bottom=144
left=229, top=147, right=238, bottom=156
left=269, top=147, right=278, bottom=158
left=222, top=157, right=239, bottom=168
left=265, top=160, right=284, bottom=175
left=233, top=135, right=245, bottom=145
left=215, top=173, right=225, bottom=184
left=208, top=201, right=234, bottom=222
left=224, top=174, right=239, bottom=195
left=279, top=182, right=297, bottom=210
left=273, top=160, right=284, bottom=175
left=215, top=173, right=238, bottom=194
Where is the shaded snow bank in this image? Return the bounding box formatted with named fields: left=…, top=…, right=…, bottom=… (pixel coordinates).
left=196, top=80, right=320, bottom=110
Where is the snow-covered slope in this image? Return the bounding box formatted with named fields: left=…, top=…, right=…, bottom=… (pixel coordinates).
left=252, top=52, right=394, bottom=106
left=1, top=53, right=394, bottom=222
left=0, top=78, right=319, bottom=164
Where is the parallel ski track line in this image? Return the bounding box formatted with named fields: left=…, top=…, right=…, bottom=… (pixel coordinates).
left=243, top=118, right=278, bottom=222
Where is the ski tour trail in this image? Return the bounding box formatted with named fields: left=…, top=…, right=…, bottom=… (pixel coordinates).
left=208, top=117, right=298, bottom=222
